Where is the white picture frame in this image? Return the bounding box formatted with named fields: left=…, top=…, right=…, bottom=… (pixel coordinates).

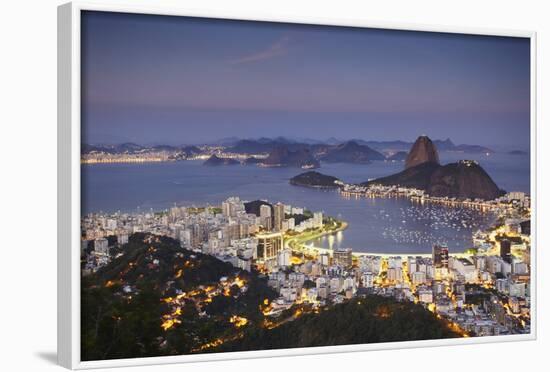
left=58, top=1, right=537, bottom=369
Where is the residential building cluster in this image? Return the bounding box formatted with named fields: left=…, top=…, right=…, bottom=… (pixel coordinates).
left=81, top=151, right=173, bottom=164
left=81, top=197, right=323, bottom=275
left=81, top=146, right=269, bottom=164
left=340, top=184, right=531, bottom=212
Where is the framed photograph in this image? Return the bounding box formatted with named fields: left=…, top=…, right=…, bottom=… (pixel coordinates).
left=58, top=1, right=537, bottom=369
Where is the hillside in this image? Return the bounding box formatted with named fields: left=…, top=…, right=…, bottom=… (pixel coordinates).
left=81, top=138, right=494, bottom=158
left=216, top=296, right=461, bottom=352
left=261, top=146, right=320, bottom=168
left=364, top=162, right=441, bottom=190
left=365, top=160, right=505, bottom=200
left=81, top=233, right=276, bottom=360
left=428, top=160, right=505, bottom=200
left=320, top=141, right=385, bottom=163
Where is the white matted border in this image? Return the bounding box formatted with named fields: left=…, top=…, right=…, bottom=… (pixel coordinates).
left=57, top=1, right=537, bottom=369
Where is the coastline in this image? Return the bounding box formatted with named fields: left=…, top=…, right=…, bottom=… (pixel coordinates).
left=291, top=225, right=471, bottom=259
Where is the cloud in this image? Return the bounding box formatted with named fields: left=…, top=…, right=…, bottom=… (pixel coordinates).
left=229, top=35, right=290, bottom=65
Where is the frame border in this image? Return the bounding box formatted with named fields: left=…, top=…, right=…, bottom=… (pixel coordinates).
left=57, top=1, right=537, bottom=369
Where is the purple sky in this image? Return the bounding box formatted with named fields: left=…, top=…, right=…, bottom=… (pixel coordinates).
left=81, top=11, right=530, bottom=148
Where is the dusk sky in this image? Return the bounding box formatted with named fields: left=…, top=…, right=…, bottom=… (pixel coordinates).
left=81, top=11, right=531, bottom=148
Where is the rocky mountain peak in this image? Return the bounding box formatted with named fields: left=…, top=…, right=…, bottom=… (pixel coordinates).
left=405, top=135, right=440, bottom=169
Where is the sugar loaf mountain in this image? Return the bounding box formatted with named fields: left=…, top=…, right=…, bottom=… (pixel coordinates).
left=365, top=136, right=505, bottom=200
left=291, top=135, right=504, bottom=200
left=404, top=135, right=440, bottom=169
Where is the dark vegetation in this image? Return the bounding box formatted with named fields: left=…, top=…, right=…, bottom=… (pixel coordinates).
left=290, top=171, right=342, bottom=188
left=216, top=296, right=460, bottom=352
left=363, top=162, right=441, bottom=190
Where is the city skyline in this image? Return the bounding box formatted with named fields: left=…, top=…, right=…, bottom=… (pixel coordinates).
left=82, top=11, right=530, bottom=148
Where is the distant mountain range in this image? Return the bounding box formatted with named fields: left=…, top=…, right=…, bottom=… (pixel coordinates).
left=82, top=137, right=494, bottom=156
left=318, top=141, right=385, bottom=164
left=225, top=140, right=388, bottom=166
left=220, top=136, right=494, bottom=153
left=226, top=140, right=385, bottom=168
left=224, top=137, right=493, bottom=155
left=261, top=146, right=320, bottom=169
left=82, top=137, right=496, bottom=170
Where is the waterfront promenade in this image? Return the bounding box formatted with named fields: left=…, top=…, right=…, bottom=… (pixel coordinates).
left=287, top=220, right=472, bottom=259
